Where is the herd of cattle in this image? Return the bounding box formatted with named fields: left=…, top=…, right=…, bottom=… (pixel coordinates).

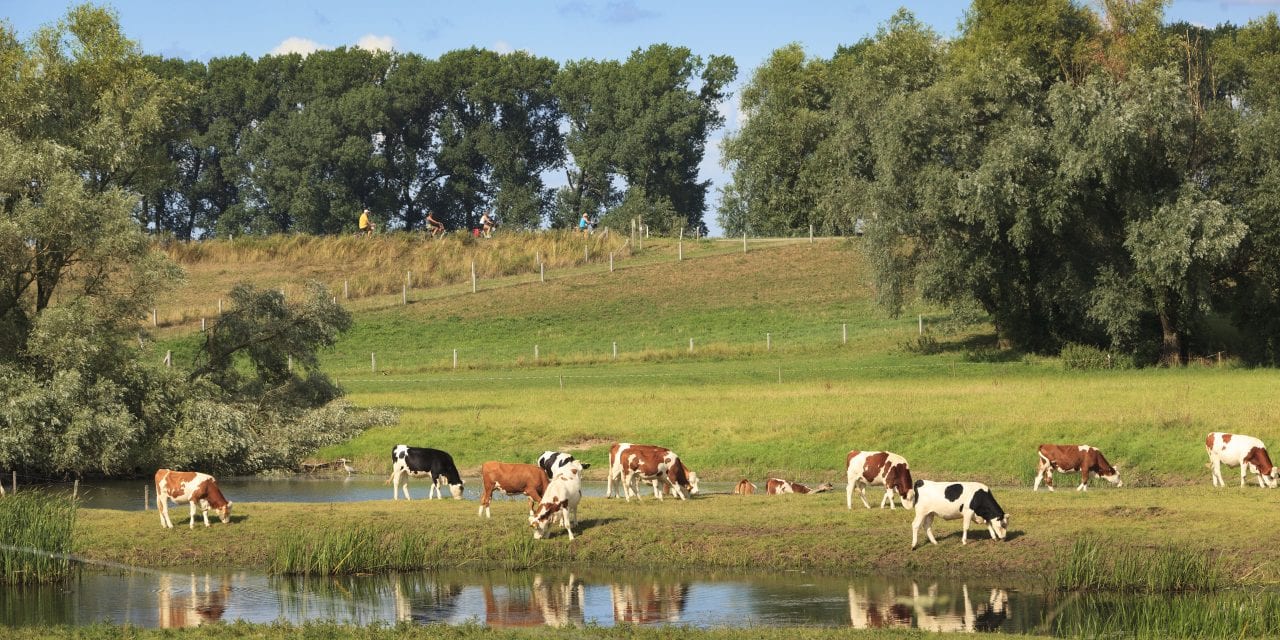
left=153, top=431, right=1278, bottom=547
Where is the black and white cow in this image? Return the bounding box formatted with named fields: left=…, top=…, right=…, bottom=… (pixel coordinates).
left=537, top=451, right=591, bottom=479
left=910, top=480, right=1009, bottom=549
left=390, top=445, right=465, bottom=500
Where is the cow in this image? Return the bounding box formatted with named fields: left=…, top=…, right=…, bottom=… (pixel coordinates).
left=1033, top=444, right=1122, bottom=492
left=530, top=461, right=584, bottom=540
left=765, top=478, right=834, bottom=494
left=479, top=462, right=549, bottom=518
left=389, top=445, right=465, bottom=500
left=1207, top=432, right=1279, bottom=488
left=846, top=450, right=914, bottom=510
left=733, top=479, right=757, bottom=495
left=910, top=480, right=1008, bottom=549
left=607, top=442, right=699, bottom=501
left=154, top=469, right=232, bottom=529
left=537, top=451, right=591, bottom=479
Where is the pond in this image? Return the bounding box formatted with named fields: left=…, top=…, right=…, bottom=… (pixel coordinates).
left=2, top=568, right=1044, bottom=631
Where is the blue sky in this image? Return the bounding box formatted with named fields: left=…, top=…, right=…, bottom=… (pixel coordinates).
left=4, top=0, right=1279, bottom=234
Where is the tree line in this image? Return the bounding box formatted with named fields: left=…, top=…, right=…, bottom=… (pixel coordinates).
left=132, top=29, right=735, bottom=238
left=720, top=0, right=1280, bottom=366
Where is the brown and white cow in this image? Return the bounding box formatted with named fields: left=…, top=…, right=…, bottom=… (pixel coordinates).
left=530, top=461, right=584, bottom=540
left=607, top=443, right=699, bottom=501
left=846, top=450, right=914, bottom=509
left=479, top=462, right=549, bottom=518
left=765, top=478, right=834, bottom=494
left=1033, top=444, right=1122, bottom=492
left=155, top=469, right=232, bottom=529
left=733, top=479, right=757, bottom=495
left=1207, top=432, right=1278, bottom=488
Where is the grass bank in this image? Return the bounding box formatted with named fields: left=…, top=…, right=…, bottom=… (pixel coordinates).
left=74, top=487, right=1280, bottom=584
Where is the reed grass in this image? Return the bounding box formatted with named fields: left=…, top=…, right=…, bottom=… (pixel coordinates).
left=1054, top=536, right=1225, bottom=593
left=0, top=491, right=77, bottom=585
left=1051, top=591, right=1280, bottom=639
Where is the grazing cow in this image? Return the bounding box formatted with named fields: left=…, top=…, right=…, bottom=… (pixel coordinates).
left=846, top=450, right=914, bottom=510
left=1033, top=444, right=1122, bottom=492
left=390, top=445, right=465, bottom=500
left=480, top=462, right=549, bottom=518
left=154, top=469, right=232, bottom=529
left=1207, top=432, right=1278, bottom=488
left=910, top=480, right=1008, bottom=549
left=537, top=451, right=591, bottom=479
left=607, top=442, right=699, bottom=501
left=733, top=479, right=757, bottom=495
left=530, top=461, right=584, bottom=540
left=765, top=478, right=834, bottom=494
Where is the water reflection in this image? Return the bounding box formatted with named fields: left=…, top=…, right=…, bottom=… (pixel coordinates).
left=156, top=574, right=231, bottom=628
left=611, top=580, right=688, bottom=624
left=1, top=568, right=1032, bottom=631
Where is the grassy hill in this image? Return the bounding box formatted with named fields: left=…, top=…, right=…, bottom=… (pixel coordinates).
left=154, top=234, right=1280, bottom=487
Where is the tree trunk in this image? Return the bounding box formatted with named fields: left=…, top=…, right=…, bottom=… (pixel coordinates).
left=1158, top=309, right=1184, bottom=367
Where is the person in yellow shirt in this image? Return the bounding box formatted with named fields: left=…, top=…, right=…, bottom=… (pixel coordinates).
left=359, top=209, right=373, bottom=237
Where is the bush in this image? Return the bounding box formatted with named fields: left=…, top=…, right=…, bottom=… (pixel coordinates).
left=1060, top=343, right=1134, bottom=370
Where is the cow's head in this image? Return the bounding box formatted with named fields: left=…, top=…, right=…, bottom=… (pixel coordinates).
left=448, top=482, right=464, bottom=500
left=685, top=471, right=699, bottom=496
left=217, top=501, right=232, bottom=524
left=812, top=482, right=834, bottom=493
left=528, top=500, right=564, bottom=539
left=989, top=514, right=1009, bottom=541
left=888, top=464, right=915, bottom=508
left=1102, top=467, right=1122, bottom=488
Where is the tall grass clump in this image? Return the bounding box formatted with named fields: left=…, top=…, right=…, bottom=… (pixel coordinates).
left=0, top=491, right=77, bottom=584
left=270, top=526, right=439, bottom=575
left=1055, top=536, right=1225, bottom=593
left=1053, top=591, right=1280, bottom=639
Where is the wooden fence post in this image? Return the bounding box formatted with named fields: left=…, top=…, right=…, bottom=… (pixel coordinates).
left=453, top=349, right=458, bottom=369
left=344, top=280, right=349, bottom=300
left=72, top=479, right=78, bottom=502
left=144, top=484, right=149, bottom=510
left=471, top=261, right=477, bottom=293
left=842, top=323, right=848, bottom=345
left=201, top=318, right=206, bottom=332
left=534, top=345, right=539, bottom=362
left=810, top=225, right=814, bottom=243
left=371, top=352, right=376, bottom=372
left=767, top=333, right=771, bottom=351
left=402, top=283, right=407, bottom=305
left=218, top=298, right=223, bottom=314
left=743, top=233, right=747, bottom=253
left=613, top=341, right=618, bottom=360
left=919, top=315, right=923, bottom=335
left=152, top=308, right=158, bottom=327
left=610, top=252, right=614, bottom=272
left=540, top=263, right=545, bottom=283
left=688, top=338, right=694, bottom=353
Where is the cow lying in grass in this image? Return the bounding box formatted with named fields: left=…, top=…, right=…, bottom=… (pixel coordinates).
left=765, top=478, right=833, bottom=494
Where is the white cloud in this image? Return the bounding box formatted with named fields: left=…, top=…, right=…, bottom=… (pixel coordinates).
left=271, top=36, right=326, bottom=56
left=356, top=34, right=397, bottom=52
left=494, top=40, right=514, bottom=55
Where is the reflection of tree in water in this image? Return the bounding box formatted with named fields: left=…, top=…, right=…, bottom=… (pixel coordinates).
left=481, top=572, right=585, bottom=627
left=611, top=580, right=688, bottom=624
left=157, top=573, right=232, bottom=629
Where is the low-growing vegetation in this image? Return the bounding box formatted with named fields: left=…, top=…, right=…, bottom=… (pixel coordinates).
left=1055, top=536, right=1224, bottom=593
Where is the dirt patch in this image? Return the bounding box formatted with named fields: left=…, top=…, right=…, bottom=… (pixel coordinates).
left=562, top=437, right=613, bottom=451
left=1102, top=506, right=1167, bottom=518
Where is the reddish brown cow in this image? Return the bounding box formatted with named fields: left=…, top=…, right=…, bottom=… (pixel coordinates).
left=1207, top=432, right=1278, bottom=488
left=607, top=443, right=699, bottom=501
left=845, top=451, right=914, bottom=509
left=479, top=462, right=548, bottom=518
left=733, top=479, right=757, bottom=495
left=1034, top=444, right=1122, bottom=492
left=155, top=469, right=232, bottom=529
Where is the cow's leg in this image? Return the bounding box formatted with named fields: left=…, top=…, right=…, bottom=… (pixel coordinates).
left=605, top=469, right=614, bottom=499
left=911, top=511, right=925, bottom=549
left=961, top=512, right=974, bottom=545
left=201, top=503, right=211, bottom=528
left=1209, top=455, right=1223, bottom=487
left=880, top=488, right=895, bottom=509
left=846, top=480, right=855, bottom=510
left=1033, top=457, right=1047, bottom=491
left=188, top=501, right=198, bottom=529
left=1240, top=464, right=1248, bottom=488
left=561, top=509, right=575, bottom=541
left=390, top=468, right=400, bottom=500
left=923, top=513, right=938, bottom=546
left=429, top=475, right=441, bottom=500
left=651, top=478, right=663, bottom=501
left=158, top=497, right=172, bottom=529
left=1077, top=469, right=1089, bottom=491
left=858, top=483, right=871, bottom=509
